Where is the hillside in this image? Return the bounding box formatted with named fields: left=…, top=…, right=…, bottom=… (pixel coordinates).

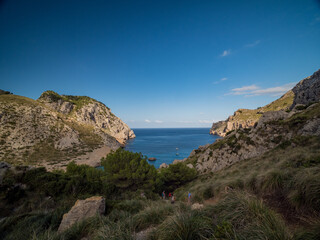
left=0, top=91, right=135, bottom=168
left=190, top=69, right=320, bottom=174
left=210, top=90, right=294, bottom=136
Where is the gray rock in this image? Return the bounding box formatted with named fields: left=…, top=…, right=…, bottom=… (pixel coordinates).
left=159, top=163, right=169, bottom=169
left=186, top=164, right=194, bottom=169
left=58, top=196, right=105, bottom=232
left=291, top=69, right=320, bottom=109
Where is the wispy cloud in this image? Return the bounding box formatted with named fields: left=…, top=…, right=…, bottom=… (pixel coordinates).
left=154, top=120, right=163, bottom=123
left=213, top=77, right=228, bottom=84
left=227, top=83, right=295, bottom=97
left=231, top=84, right=259, bottom=93
left=145, top=119, right=151, bottom=123
left=245, top=40, right=260, bottom=48
left=220, top=49, right=231, bottom=57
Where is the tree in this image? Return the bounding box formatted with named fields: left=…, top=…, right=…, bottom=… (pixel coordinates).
left=101, top=149, right=157, bottom=191
left=158, top=163, right=197, bottom=192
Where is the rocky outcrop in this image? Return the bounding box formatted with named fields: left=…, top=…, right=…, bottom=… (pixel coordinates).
left=191, top=69, right=320, bottom=173
left=38, top=91, right=135, bottom=144
left=210, top=91, right=294, bottom=137
left=58, top=196, right=105, bottom=232
left=0, top=91, right=134, bottom=167
left=191, top=102, right=320, bottom=173
left=159, top=163, right=169, bottom=169
left=291, top=69, right=320, bottom=108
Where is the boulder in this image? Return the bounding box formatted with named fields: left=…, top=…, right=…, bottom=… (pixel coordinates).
left=58, top=196, right=105, bottom=232
left=186, top=164, right=194, bottom=169
left=159, top=163, right=169, bottom=169
left=191, top=203, right=204, bottom=210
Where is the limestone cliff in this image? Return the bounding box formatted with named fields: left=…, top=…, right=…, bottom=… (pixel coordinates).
left=0, top=91, right=135, bottom=167
left=291, top=69, right=320, bottom=108
left=38, top=91, right=135, bottom=144
left=210, top=90, right=294, bottom=137
left=191, top=68, right=320, bottom=173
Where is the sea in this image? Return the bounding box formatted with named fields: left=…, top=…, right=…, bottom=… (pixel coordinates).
left=124, top=128, right=219, bottom=168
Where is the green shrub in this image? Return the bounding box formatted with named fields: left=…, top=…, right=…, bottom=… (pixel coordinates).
left=158, top=163, right=197, bottom=192
left=101, top=149, right=157, bottom=191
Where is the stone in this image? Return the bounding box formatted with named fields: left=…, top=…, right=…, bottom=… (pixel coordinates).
left=58, top=196, right=105, bottom=232
left=186, top=164, right=194, bottom=169
left=291, top=69, right=320, bottom=109
left=159, top=163, right=169, bottom=168
left=191, top=203, right=204, bottom=210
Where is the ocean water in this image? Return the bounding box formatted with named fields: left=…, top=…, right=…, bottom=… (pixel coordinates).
left=125, top=128, right=219, bottom=168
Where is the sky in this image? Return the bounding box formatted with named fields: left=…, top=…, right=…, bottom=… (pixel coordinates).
left=0, top=0, right=320, bottom=128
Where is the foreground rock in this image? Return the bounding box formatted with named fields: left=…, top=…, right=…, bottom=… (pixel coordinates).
left=58, top=196, right=105, bottom=232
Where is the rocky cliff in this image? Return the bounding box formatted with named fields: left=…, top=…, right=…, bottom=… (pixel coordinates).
left=291, top=69, right=320, bottom=108
left=210, top=90, right=294, bottom=136
left=0, top=91, right=135, bottom=167
left=38, top=91, right=135, bottom=144
left=191, top=69, right=320, bottom=173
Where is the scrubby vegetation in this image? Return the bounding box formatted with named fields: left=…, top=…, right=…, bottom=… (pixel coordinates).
left=1, top=136, right=320, bottom=239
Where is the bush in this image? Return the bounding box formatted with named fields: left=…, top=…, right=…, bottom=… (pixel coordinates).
left=158, top=163, right=197, bottom=192
left=101, top=149, right=158, bottom=191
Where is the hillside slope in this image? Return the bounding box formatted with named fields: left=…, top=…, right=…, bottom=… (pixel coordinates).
left=0, top=91, right=135, bottom=167
left=210, top=90, right=294, bottom=137
left=191, top=69, right=320, bottom=174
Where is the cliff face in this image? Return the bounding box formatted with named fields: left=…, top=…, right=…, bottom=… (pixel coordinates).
left=291, top=69, right=320, bottom=108
left=0, top=91, right=135, bottom=167
left=190, top=69, right=320, bottom=174
left=210, top=91, right=294, bottom=136
left=38, top=91, right=135, bottom=144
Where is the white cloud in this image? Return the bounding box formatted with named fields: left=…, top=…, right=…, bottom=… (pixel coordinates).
left=227, top=83, right=295, bottom=97
left=213, top=77, right=228, bottom=84
left=220, top=49, right=231, bottom=57
left=145, top=119, right=151, bottom=123
left=154, top=120, right=163, bottom=123
left=198, top=120, right=214, bottom=124
left=231, top=85, right=259, bottom=92
left=245, top=40, right=260, bottom=48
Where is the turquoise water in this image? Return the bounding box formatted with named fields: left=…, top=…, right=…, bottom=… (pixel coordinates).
left=125, top=128, right=219, bottom=168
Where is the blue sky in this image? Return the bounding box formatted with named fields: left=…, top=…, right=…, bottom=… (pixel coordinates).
left=0, top=0, right=320, bottom=128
